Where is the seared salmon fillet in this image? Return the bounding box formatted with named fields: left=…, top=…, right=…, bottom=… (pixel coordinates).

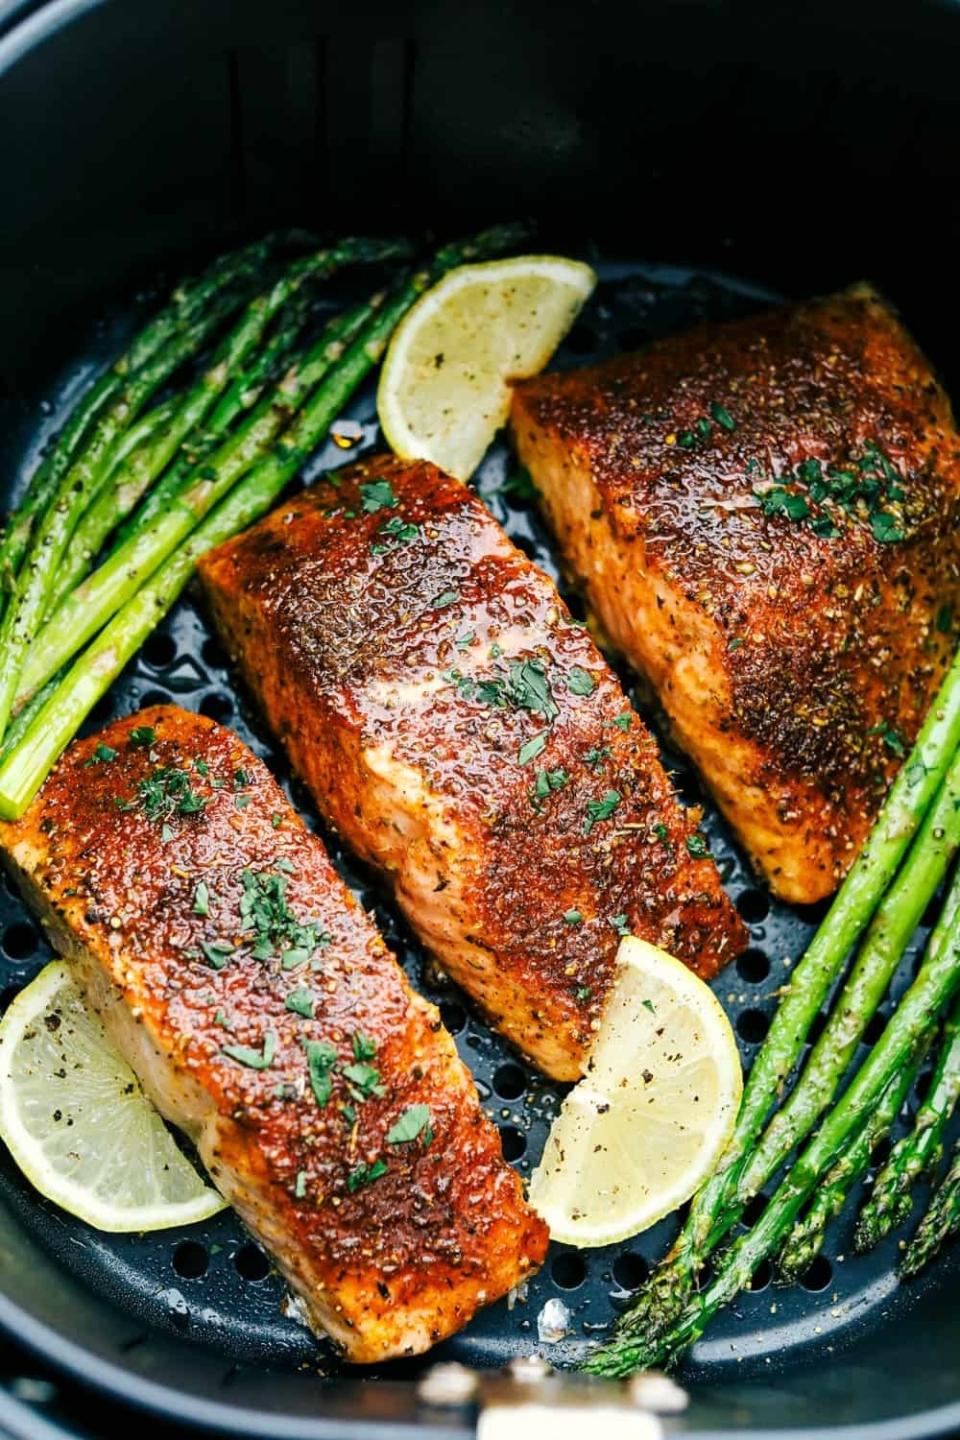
left=511, top=287, right=960, bottom=903
left=199, top=455, right=745, bottom=1082
left=0, top=705, right=547, bottom=1363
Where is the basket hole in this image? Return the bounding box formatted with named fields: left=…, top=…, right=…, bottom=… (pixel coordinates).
left=493, top=1063, right=526, bottom=1100
left=741, top=1192, right=769, bottom=1228
left=142, top=632, right=177, bottom=669
left=799, top=1255, right=832, bottom=1292
left=551, top=1251, right=587, bottom=1289
left=440, top=1001, right=467, bottom=1034
left=914, top=1068, right=934, bottom=1104
left=200, top=692, right=234, bottom=723
left=565, top=321, right=599, bottom=356
left=862, top=1010, right=888, bottom=1048
left=617, top=326, right=649, bottom=351
left=513, top=535, right=539, bottom=562
left=612, top=1251, right=648, bottom=1291
left=871, top=1136, right=893, bottom=1169
left=736, top=889, right=770, bottom=923
left=748, top=1259, right=773, bottom=1292
left=88, top=695, right=115, bottom=726
left=499, top=1125, right=526, bottom=1161
left=139, top=689, right=170, bottom=709
left=172, top=1241, right=209, bottom=1279
left=736, top=948, right=770, bottom=984
left=202, top=636, right=229, bottom=670
left=737, top=1008, right=770, bottom=1045
left=234, top=1243, right=270, bottom=1282
left=3, top=922, right=37, bottom=961
left=0, top=986, right=21, bottom=1015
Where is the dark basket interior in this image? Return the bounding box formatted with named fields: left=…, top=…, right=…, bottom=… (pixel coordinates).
left=0, top=2, right=959, bottom=1437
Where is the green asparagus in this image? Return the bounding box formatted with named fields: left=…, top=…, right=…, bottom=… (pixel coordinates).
left=0, top=292, right=245, bottom=744
left=855, top=995, right=960, bottom=1251
left=0, top=233, right=281, bottom=602
left=590, top=656, right=960, bottom=1348
left=15, top=298, right=377, bottom=705
left=584, top=860, right=960, bottom=1375
left=43, top=238, right=407, bottom=610
left=900, top=1139, right=960, bottom=1277
left=0, top=226, right=523, bottom=816
left=110, top=290, right=314, bottom=551
left=777, top=1033, right=928, bottom=1283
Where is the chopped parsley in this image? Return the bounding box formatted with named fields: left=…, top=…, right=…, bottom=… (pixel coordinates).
left=284, top=988, right=315, bottom=1019
left=567, top=666, right=597, bottom=696
left=84, top=742, right=117, bottom=767
left=517, top=732, right=548, bottom=766
left=193, top=881, right=212, bottom=917
left=611, top=711, right=632, bottom=732
left=686, top=833, right=710, bottom=858
left=653, top=822, right=669, bottom=841
left=575, top=986, right=593, bottom=1002
left=496, top=467, right=537, bottom=502
left=359, top=478, right=397, bottom=513
left=342, top=1061, right=385, bottom=1100
left=351, top=1032, right=377, bottom=1061
left=459, top=658, right=559, bottom=724
left=456, top=631, right=476, bottom=650
left=347, top=1159, right=388, bottom=1192
left=755, top=444, right=907, bottom=544
left=222, top=1032, right=276, bottom=1070
left=371, top=514, right=419, bottom=552
left=563, top=908, right=583, bottom=925
left=128, top=726, right=156, bottom=746
left=532, top=767, right=569, bottom=804
left=118, top=766, right=206, bottom=822
left=303, top=1039, right=337, bottom=1108
left=869, top=720, right=906, bottom=757
left=642, top=998, right=657, bottom=1014
left=584, top=745, right=611, bottom=770
left=201, top=940, right=234, bottom=969
left=710, top=402, right=736, bottom=432
left=583, top=790, right=622, bottom=835
left=294, top=1170, right=307, bottom=1198
left=432, top=589, right=460, bottom=609
left=385, top=1104, right=432, bottom=1146
left=610, top=913, right=631, bottom=936
left=238, top=869, right=326, bottom=968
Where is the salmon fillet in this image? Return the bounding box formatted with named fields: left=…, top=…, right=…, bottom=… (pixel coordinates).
left=511, top=287, right=960, bottom=903
left=0, top=705, right=547, bottom=1363
left=199, top=455, right=745, bottom=1082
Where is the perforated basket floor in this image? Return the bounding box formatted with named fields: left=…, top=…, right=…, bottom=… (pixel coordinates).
left=0, top=253, right=955, bottom=1385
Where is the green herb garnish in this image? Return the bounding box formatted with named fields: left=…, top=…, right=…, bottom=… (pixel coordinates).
left=222, top=1032, right=277, bottom=1070
left=385, top=1104, right=432, bottom=1146
left=583, top=790, right=622, bottom=834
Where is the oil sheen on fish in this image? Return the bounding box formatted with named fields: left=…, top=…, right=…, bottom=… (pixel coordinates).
left=511, top=286, right=960, bottom=902
left=199, top=455, right=745, bottom=1082
left=0, top=706, right=548, bottom=1362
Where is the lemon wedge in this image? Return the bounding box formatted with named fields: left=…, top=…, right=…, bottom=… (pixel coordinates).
left=0, top=961, right=225, bottom=1232
left=377, top=254, right=596, bottom=480
left=528, top=937, right=742, bottom=1248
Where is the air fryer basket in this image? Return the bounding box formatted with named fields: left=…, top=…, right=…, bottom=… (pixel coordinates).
left=0, top=1, right=958, bottom=1436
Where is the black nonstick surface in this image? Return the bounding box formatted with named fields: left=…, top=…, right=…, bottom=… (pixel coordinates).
left=0, top=254, right=956, bottom=1399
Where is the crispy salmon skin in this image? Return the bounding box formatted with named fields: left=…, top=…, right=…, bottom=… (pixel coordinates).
left=0, top=706, right=547, bottom=1362
left=199, top=455, right=745, bottom=1082
left=511, top=287, right=960, bottom=902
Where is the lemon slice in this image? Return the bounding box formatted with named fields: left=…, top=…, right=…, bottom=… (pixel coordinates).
left=0, top=961, right=225, bottom=1232
left=377, top=254, right=597, bottom=480
left=528, top=937, right=742, bottom=1248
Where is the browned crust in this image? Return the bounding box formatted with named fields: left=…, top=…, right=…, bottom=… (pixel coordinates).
left=0, top=706, right=547, bottom=1361
left=511, top=287, right=960, bottom=900
left=199, top=455, right=745, bottom=1081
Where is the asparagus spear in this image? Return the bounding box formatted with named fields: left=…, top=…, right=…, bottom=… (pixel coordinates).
left=0, top=292, right=245, bottom=744
left=855, top=996, right=960, bottom=1251
left=900, top=1139, right=960, bottom=1277
left=0, top=226, right=525, bottom=818
left=44, top=238, right=408, bottom=609
left=15, top=298, right=376, bottom=704
left=739, top=751, right=960, bottom=1197
left=593, top=665, right=960, bottom=1347
left=109, top=290, right=314, bottom=552
left=777, top=1033, right=928, bottom=1283
left=584, top=862, right=960, bottom=1376
left=0, top=234, right=281, bottom=602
